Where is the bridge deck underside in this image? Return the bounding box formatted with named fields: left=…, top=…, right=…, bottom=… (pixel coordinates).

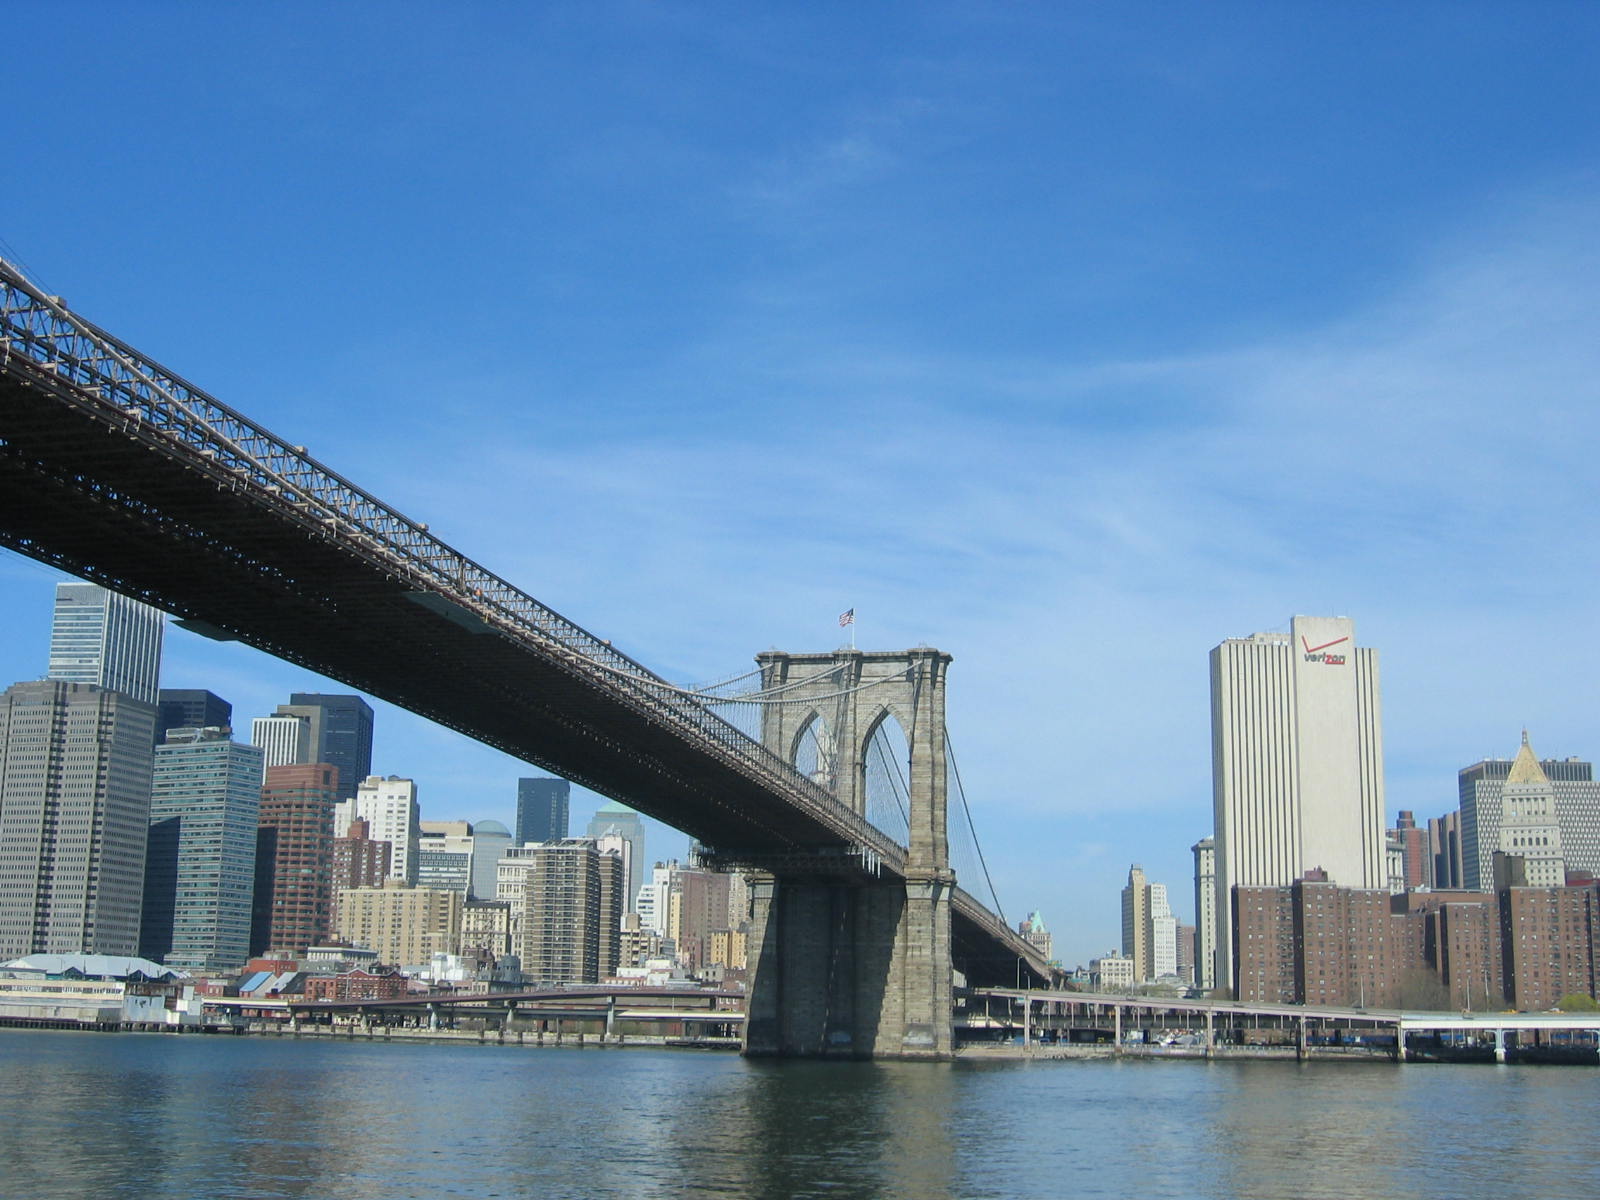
left=0, top=374, right=852, bottom=854
left=0, top=368, right=1045, bottom=982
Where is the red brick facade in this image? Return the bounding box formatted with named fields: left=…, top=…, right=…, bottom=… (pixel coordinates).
left=253, top=764, right=338, bottom=956
left=301, top=969, right=408, bottom=1003
left=1231, top=874, right=1600, bottom=1010
left=1501, top=885, right=1600, bottom=1011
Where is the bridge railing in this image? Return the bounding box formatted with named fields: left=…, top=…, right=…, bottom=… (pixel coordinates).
left=0, top=259, right=903, bottom=869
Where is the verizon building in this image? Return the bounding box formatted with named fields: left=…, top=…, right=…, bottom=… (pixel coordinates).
left=1210, top=616, right=1386, bottom=994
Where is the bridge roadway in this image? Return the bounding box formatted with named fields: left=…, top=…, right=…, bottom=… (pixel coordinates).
left=0, top=261, right=1046, bottom=988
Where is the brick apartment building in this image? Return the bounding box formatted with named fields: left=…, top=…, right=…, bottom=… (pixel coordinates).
left=1231, top=861, right=1600, bottom=1010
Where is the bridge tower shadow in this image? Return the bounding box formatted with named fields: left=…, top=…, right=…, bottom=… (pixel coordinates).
left=742, top=648, right=954, bottom=1060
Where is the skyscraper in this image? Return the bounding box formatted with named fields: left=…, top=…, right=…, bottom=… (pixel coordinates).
left=46, top=582, right=165, bottom=706
left=1210, top=616, right=1386, bottom=995
left=417, top=820, right=475, bottom=894
left=257, top=694, right=379, bottom=800
left=1121, top=865, right=1150, bottom=981
left=330, top=817, right=391, bottom=932
left=155, top=689, right=232, bottom=745
left=1017, top=912, right=1053, bottom=961
left=1121, top=865, right=1177, bottom=983
left=586, top=801, right=645, bottom=912
left=336, top=775, right=420, bottom=885
left=1148, top=882, right=1177, bottom=980
left=508, top=838, right=623, bottom=985
left=1391, top=810, right=1430, bottom=890
left=335, top=880, right=462, bottom=969
left=468, top=820, right=512, bottom=901
left=251, top=763, right=339, bottom=956
left=1192, top=836, right=1216, bottom=991
left=251, top=714, right=310, bottom=772
left=517, top=777, right=570, bottom=845
left=1429, top=811, right=1463, bottom=889
left=1495, top=735, right=1566, bottom=888
left=0, top=680, right=156, bottom=958
left=141, top=727, right=264, bottom=971
left=1457, top=741, right=1600, bottom=888
left=665, top=865, right=734, bottom=974
left=276, top=694, right=374, bottom=797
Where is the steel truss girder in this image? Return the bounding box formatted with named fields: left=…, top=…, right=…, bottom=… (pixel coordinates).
left=0, top=259, right=907, bottom=872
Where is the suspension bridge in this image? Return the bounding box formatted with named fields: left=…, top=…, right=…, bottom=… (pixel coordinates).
left=0, top=256, right=1053, bottom=1058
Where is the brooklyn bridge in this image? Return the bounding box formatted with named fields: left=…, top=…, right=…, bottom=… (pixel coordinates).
left=0, top=257, right=1053, bottom=1059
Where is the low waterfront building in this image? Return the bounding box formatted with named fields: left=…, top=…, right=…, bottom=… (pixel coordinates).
left=1090, top=952, right=1135, bottom=992
left=301, top=945, right=380, bottom=974
left=301, top=968, right=407, bottom=1003
left=0, top=954, right=199, bottom=1028
left=607, top=956, right=695, bottom=988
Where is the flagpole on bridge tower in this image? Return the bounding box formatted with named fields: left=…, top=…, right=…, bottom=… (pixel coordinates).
left=839, top=607, right=855, bottom=651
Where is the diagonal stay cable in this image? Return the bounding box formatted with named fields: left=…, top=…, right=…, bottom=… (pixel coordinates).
left=945, top=727, right=1006, bottom=927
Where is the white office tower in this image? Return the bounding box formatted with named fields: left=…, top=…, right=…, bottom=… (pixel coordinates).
left=1148, top=883, right=1177, bottom=980
left=46, top=582, right=164, bottom=705
left=639, top=863, right=677, bottom=937
left=251, top=714, right=309, bottom=773
left=417, top=820, right=475, bottom=894
left=1192, top=837, right=1216, bottom=991
left=1210, top=615, right=1386, bottom=994
left=337, top=776, right=421, bottom=884
left=1122, top=865, right=1178, bottom=983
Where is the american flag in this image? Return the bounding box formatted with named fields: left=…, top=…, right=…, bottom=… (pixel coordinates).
left=839, top=608, right=855, bottom=627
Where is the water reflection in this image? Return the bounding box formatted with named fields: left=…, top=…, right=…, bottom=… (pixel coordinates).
left=0, top=1032, right=1595, bottom=1199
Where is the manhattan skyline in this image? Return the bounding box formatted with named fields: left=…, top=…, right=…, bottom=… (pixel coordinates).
left=4, top=5, right=1600, bottom=965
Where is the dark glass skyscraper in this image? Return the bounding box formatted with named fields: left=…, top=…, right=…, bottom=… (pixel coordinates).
left=156, top=688, right=232, bottom=744
left=141, top=727, right=263, bottom=971
left=277, top=693, right=374, bottom=797
left=517, top=777, right=570, bottom=846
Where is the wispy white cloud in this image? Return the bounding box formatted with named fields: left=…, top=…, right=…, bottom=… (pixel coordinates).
left=375, top=186, right=1600, bottom=850
left=731, top=96, right=934, bottom=211
left=10, top=184, right=1595, bottom=965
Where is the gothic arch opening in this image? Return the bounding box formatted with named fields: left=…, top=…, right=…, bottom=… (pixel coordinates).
left=860, top=708, right=912, bottom=846
left=791, top=710, right=835, bottom=793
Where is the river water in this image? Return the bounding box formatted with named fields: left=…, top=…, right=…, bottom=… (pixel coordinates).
left=0, top=1031, right=1593, bottom=1199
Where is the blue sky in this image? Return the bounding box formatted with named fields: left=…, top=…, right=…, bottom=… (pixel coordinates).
left=5, top=3, right=1600, bottom=966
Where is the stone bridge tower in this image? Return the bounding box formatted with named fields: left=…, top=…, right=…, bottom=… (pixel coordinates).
left=741, top=648, right=954, bottom=1059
